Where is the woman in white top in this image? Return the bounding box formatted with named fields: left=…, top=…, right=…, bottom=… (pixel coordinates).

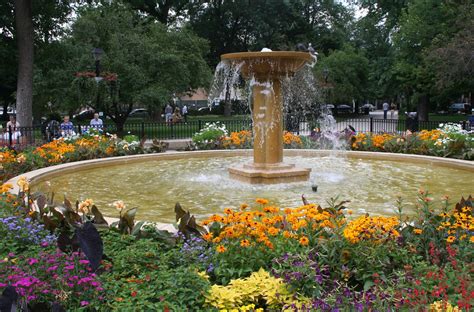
left=3, top=115, right=21, bottom=142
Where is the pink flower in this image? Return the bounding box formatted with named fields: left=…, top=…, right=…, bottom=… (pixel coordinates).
left=64, top=265, right=75, bottom=270
left=80, top=301, right=89, bottom=306
left=79, top=260, right=89, bottom=265
left=27, top=258, right=38, bottom=266
left=46, top=266, right=58, bottom=272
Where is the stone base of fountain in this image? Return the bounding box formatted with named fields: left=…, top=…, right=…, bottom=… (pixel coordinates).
left=228, top=162, right=311, bottom=184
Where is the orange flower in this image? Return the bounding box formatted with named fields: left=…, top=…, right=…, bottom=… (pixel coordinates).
left=202, top=233, right=213, bottom=241
left=224, top=208, right=233, bottom=214
left=240, top=203, right=249, bottom=210
left=255, top=198, right=269, bottom=205
left=216, top=245, right=226, bottom=253
left=413, top=228, right=423, bottom=235
left=264, top=240, right=274, bottom=249
left=299, top=236, right=309, bottom=246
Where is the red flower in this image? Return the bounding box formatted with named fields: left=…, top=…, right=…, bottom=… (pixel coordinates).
left=131, top=290, right=137, bottom=297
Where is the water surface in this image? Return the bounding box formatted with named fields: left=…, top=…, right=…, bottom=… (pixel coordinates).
left=34, top=156, right=473, bottom=223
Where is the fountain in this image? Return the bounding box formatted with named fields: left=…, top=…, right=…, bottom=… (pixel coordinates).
left=221, top=51, right=313, bottom=184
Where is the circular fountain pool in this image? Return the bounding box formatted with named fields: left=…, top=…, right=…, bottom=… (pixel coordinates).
left=31, top=152, right=473, bottom=223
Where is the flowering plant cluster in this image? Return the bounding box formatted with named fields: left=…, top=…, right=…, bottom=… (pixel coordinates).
left=0, top=134, right=146, bottom=182
left=0, top=251, right=104, bottom=309
left=351, top=123, right=473, bottom=159
left=193, top=126, right=303, bottom=150
left=191, top=122, right=229, bottom=149
left=0, top=216, right=56, bottom=256
left=0, top=179, right=472, bottom=310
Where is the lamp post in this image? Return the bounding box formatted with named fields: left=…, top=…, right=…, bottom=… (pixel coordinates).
left=92, top=48, right=104, bottom=82
left=323, top=67, right=329, bottom=84
left=92, top=48, right=104, bottom=115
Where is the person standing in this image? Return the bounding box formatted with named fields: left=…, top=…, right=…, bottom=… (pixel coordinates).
left=165, top=104, right=173, bottom=125
left=90, top=113, right=104, bottom=131
left=182, top=104, right=188, bottom=123
left=383, top=101, right=389, bottom=120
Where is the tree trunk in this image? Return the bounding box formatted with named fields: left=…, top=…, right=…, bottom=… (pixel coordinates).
left=417, top=94, right=429, bottom=122
left=14, top=0, right=34, bottom=128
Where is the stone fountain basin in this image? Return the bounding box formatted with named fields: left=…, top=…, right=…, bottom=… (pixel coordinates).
left=8, top=150, right=474, bottom=224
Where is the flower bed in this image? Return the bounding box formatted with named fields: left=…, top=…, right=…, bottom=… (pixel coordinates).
left=191, top=122, right=473, bottom=160
left=0, top=134, right=159, bottom=182
left=0, top=181, right=472, bottom=311
left=350, top=124, right=473, bottom=160
left=191, top=122, right=303, bottom=150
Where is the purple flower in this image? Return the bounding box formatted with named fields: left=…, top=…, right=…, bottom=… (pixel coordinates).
left=80, top=301, right=89, bottom=306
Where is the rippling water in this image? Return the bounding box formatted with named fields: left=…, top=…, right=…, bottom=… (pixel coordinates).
left=34, top=156, right=473, bottom=223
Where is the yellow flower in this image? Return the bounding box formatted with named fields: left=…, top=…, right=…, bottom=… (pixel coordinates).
left=255, top=198, right=269, bottom=205
left=216, top=245, right=226, bottom=253
left=299, top=236, right=309, bottom=246
left=446, top=236, right=456, bottom=243
left=16, top=176, right=29, bottom=192
left=413, top=228, right=423, bottom=235
left=16, top=154, right=26, bottom=163
left=240, top=203, right=248, bottom=210
left=469, top=236, right=474, bottom=243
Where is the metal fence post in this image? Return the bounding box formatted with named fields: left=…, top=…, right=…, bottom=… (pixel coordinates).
left=141, top=122, right=145, bottom=139
left=8, top=125, right=12, bottom=146
left=198, top=120, right=202, bottom=131
left=369, top=117, right=373, bottom=133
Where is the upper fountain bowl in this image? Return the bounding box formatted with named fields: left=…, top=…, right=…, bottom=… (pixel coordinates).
left=221, top=51, right=312, bottom=79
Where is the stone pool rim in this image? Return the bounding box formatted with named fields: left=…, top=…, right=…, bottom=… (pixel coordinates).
left=8, top=149, right=474, bottom=195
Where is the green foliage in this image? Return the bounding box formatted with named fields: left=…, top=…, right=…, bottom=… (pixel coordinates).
left=317, top=46, right=369, bottom=103
left=99, top=230, right=211, bottom=311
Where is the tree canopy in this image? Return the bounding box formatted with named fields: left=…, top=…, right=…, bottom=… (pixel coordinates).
left=7, top=0, right=473, bottom=126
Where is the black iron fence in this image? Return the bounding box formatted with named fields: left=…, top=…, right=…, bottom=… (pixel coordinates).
left=1, top=117, right=471, bottom=149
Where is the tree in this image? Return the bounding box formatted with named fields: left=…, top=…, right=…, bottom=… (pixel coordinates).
left=124, top=0, right=189, bottom=26
left=13, top=0, right=34, bottom=129
left=2, top=0, right=71, bottom=124
left=55, top=3, right=211, bottom=133
left=393, top=0, right=470, bottom=120
left=316, top=47, right=369, bottom=105
left=425, top=4, right=474, bottom=106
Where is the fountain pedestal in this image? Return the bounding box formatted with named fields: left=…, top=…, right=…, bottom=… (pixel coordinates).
left=222, top=52, right=312, bottom=184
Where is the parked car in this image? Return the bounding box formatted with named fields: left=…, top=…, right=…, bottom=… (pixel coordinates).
left=336, top=104, right=353, bottom=113
left=448, top=103, right=471, bottom=114
left=360, top=103, right=375, bottom=112
left=320, top=104, right=335, bottom=112
left=129, top=108, right=150, bottom=118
